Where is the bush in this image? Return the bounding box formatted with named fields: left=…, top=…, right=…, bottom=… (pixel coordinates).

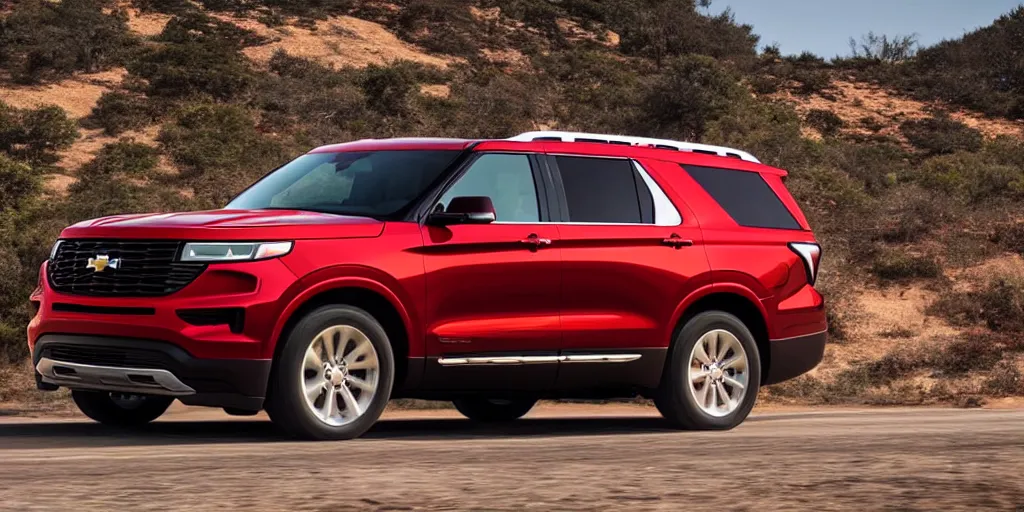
left=360, top=63, right=420, bottom=118
left=127, top=13, right=259, bottom=100
left=932, top=336, right=1004, bottom=375
left=89, top=92, right=153, bottom=135
left=915, top=151, right=1024, bottom=202
left=984, top=360, right=1023, bottom=396
left=978, top=278, right=1024, bottom=332
left=0, top=103, right=79, bottom=164
left=900, top=116, right=983, bottom=155
left=992, top=223, right=1024, bottom=254
left=638, top=55, right=745, bottom=141
left=805, top=109, right=844, bottom=137
left=870, top=250, right=942, bottom=280
left=0, top=0, right=137, bottom=83
left=792, top=68, right=831, bottom=95
left=79, top=141, right=160, bottom=180
left=0, top=155, right=41, bottom=211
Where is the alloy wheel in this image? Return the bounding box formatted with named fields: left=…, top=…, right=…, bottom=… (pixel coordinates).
left=300, top=325, right=380, bottom=426
left=687, top=329, right=749, bottom=418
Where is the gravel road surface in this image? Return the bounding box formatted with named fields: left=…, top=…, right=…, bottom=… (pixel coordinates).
left=0, top=405, right=1021, bottom=510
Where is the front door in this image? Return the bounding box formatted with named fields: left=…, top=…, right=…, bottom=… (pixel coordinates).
left=420, top=153, right=561, bottom=391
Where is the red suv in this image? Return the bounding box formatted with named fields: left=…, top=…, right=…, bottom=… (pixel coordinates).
left=28, top=131, right=826, bottom=439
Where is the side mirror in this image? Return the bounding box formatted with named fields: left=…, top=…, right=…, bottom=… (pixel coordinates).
left=427, top=196, right=497, bottom=226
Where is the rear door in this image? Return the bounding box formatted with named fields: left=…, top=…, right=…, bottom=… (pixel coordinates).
left=419, top=151, right=561, bottom=391
left=547, top=154, right=710, bottom=389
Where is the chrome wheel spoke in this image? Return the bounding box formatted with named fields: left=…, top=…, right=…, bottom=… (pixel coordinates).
left=338, top=385, right=362, bottom=417
left=686, top=329, right=749, bottom=418
left=347, top=375, right=374, bottom=392
left=300, top=324, right=380, bottom=427
left=723, top=375, right=746, bottom=390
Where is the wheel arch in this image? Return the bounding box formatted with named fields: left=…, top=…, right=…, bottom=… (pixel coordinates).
left=270, top=279, right=414, bottom=395
left=670, top=285, right=771, bottom=384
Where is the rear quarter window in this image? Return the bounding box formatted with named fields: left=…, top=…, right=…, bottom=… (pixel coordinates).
left=682, top=165, right=800, bottom=230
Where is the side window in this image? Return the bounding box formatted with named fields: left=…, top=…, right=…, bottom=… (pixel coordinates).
left=683, top=165, right=800, bottom=230
left=439, top=154, right=540, bottom=222
left=555, top=156, right=652, bottom=224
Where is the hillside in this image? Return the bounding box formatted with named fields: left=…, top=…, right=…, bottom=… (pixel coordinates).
left=1, top=0, right=1023, bottom=409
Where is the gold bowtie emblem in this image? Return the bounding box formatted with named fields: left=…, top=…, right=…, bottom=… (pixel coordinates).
left=86, top=255, right=120, bottom=272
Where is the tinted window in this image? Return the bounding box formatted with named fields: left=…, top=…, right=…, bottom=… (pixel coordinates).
left=439, top=154, right=539, bottom=222
left=683, top=165, right=800, bottom=230
left=228, top=150, right=460, bottom=218
left=556, top=156, right=649, bottom=223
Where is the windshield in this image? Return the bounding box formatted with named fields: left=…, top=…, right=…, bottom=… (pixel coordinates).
left=227, top=150, right=461, bottom=218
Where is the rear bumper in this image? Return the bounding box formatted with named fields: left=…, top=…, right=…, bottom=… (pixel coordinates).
left=32, top=335, right=271, bottom=410
left=763, top=329, right=826, bottom=385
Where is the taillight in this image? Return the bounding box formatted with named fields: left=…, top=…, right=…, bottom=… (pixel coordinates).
left=788, top=242, right=822, bottom=286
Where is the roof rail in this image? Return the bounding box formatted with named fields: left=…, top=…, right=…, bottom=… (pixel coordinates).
left=507, top=131, right=760, bottom=163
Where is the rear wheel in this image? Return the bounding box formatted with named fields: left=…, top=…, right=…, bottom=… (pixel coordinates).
left=655, top=311, right=761, bottom=430
left=266, top=305, right=394, bottom=440
left=71, top=390, right=173, bottom=426
left=453, top=397, right=537, bottom=422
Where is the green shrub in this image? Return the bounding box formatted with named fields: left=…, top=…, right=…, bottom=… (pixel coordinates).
left=89, top=92, right=153, bottom=135
left=360, top=63, right=420, bottom=118
left=442, top=73, right=545, bottom=139
left=0, top=155, right=41, bottom=211
left=638, top=55, right=745, bottom=140
left=792, top=68, right=831, bottom=95
left=900, top=116, right=983, bottom=155
left=80, top=141, right=160, bottom=180
left=805, top=108, right=844, bottom=137
left=0, top=0, right=137, bottom=83
left=127, top=13, right=259, bottom=100
left=870, top=250, right=942, bottom=280
left=0, top=103, right=79, bottom=164
left=992, top=223, right=1024, bottom=255
left=916, top=151, right=1024, bottom=202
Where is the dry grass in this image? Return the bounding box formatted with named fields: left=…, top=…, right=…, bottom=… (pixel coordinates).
left=124, top=7, right=171, bottom=37
left=0, top=68, right=126, bottom=118
left=773, top=78, right=1024, bottom=142
left=55, top=124, right=163, bottom=173
left=216, top=14, right=457, bottom=70
left=0, top=361, right=75, bottom=417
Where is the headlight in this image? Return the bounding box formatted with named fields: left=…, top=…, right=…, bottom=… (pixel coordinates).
left=180, top=241, right=293, bottom=262
left=49, top=240, right=62, bottom=260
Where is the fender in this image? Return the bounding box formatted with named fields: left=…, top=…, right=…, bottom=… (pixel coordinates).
left=668, top=280, right=770, bottom=342
left=269, top=264, right=421, bottom=358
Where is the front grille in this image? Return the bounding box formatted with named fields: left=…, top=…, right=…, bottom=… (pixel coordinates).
left=48, top=240, right=206, bottom=297
left=41, top=343, right=173, bottom=369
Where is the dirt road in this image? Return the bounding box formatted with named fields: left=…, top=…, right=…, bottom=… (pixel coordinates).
left=0, top=405, right=1021, bottom=510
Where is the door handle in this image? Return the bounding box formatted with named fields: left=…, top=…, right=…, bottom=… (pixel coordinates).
left=519, top=234, right=552, bottom=249
left=661, top=234, right=693, bottom=249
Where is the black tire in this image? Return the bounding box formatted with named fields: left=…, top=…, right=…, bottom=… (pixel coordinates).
left=655, top=311, right=761, bottom=430
left=71, top=390, right=173, bottom=426
left=453, top=398, right=537, bottom=422
left=265, top=305, right=394, bottom=440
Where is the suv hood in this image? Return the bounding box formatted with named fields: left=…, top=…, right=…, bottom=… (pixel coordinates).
left=60, top=209, right=385, bottom=240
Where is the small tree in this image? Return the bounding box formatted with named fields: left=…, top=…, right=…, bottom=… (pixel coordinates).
left=849, top=32, right=918, bottom=63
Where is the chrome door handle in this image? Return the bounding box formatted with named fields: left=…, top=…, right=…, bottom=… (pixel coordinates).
left=661, top=234, right=693, bottom=249
left=519, top=234, right=552, bottom=249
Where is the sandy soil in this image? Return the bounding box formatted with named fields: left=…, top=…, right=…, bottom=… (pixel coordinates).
left=0, top=406, right=1021, bottom=510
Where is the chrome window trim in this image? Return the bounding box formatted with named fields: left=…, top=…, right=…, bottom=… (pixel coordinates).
left=632, top=160, right=683, bottom=227
left=437, top=353, right=642, bottom=366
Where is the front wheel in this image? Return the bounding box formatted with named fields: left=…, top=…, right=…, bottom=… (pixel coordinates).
left=453, top=398, right=537, bottom=422
left=265, top=305, right=394, bottom=440
left=71, top=390, right=173, bottom=426
left=655, top=311, right=761, bottom=430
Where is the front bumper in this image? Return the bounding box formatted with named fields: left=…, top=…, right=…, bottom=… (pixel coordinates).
left=33, top=335, right=271, bottom=410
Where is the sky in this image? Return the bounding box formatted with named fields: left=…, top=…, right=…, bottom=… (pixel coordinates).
left=716, top=0, right=1023, bottom=57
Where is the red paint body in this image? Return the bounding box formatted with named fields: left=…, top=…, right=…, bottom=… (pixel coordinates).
left=28, top=137, right=825, bottom=396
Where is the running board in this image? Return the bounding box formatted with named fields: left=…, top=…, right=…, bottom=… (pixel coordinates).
left=35, top=357, right=196, bottom=396
left=437, top=354, right=642, bottom=366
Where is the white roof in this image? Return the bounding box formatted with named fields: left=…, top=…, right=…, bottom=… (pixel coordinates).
left=507, top=131, right=760, bottom=163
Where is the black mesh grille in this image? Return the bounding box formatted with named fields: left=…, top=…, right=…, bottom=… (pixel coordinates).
left=42, top=343, right=173, bottom=369
left=48, top=240, right=206, bottom=297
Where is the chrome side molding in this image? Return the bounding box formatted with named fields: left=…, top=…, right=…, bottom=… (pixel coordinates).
left=36, top=357, right=196, bottom=396
left=437, top=353, right=642, bottom=366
